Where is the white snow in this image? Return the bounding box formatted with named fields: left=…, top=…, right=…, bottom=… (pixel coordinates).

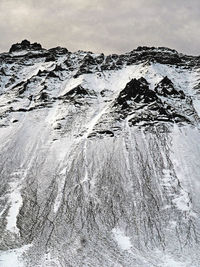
left=6, top=180, right=23, bottom=234
left=172, top=191, right=191, bottom=212
left=0, top=245, right=31, bottom=267
left=83, top=104, right=109, bottom=138
left=168, top=124, right=200, bottom=219
left=159, top=254, right=189, bottom=267
left=60, top=75, right=84, bottom=97
left=112, top=228, right=132, bottom=251
left=53, top=167, right=67, bottom=213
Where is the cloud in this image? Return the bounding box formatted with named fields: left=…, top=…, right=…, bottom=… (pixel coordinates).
left=0, top=0, right=199, bottom=55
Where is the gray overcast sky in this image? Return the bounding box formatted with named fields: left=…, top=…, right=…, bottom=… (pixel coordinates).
left=0, top=0, right=200, bottom=55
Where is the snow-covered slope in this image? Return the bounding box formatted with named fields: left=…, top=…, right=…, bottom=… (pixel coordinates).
left=0, top=40, right=200, bottom=266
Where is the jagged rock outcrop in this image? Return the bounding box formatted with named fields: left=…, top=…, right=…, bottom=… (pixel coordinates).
left=115, top=77, right=157, bottom=108
left=155, top=76, right=185, bottom=98
left=9, top=40, right=42, bottom=53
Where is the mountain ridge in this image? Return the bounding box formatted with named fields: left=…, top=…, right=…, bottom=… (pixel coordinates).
left=0, top=40, right=200, bottom=266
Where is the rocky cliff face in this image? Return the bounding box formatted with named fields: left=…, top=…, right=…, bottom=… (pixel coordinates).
left=0, top=40, right=200, bottom=266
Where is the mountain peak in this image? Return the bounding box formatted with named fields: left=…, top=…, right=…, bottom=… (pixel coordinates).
left=9, top=39, right=42, bottom=53
left=134, top=46, right=178, bottom=54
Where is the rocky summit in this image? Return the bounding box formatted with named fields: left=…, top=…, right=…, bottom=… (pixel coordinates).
left=0, top=40, right=200, bottom=266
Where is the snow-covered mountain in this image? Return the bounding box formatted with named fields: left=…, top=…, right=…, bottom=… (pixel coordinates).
left=0, top=40, right=200, bottom=267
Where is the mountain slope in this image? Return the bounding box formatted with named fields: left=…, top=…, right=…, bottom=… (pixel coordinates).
left=0, top=41, right=200, bottom=266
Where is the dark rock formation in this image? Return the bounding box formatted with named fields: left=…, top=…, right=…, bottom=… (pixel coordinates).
left=9, top=40, right=42, bottom=53
left=96, top=53, right=105, bottom=64
left=113, top=77, right=192, bottom=126
left=115, top=77, right=157, bottom=109
left=59, top=85, right=89, bottom=101
left=45, top=55, right=56, bottom=62
left=48, top=47, right=68, bottom=55
left=155, top=76, right=185, bottom=98
left=88, top=130, right=114, bottom=138
left=38, top=91, right=49, bottom=102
